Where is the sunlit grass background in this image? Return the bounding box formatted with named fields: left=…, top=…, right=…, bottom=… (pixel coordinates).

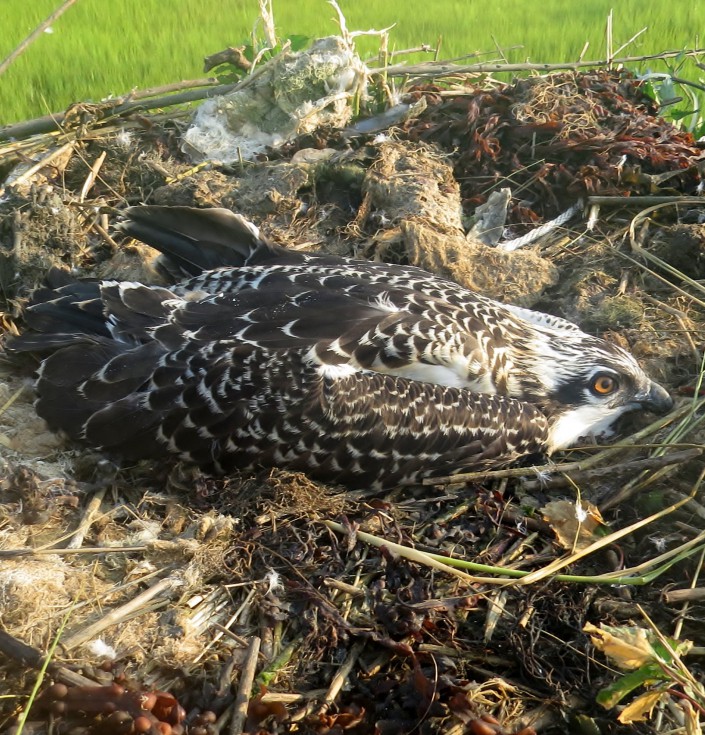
left=1, top=0, right=703, bottom=125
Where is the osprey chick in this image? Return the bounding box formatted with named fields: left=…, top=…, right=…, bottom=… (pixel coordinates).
left=9, top=206, right=672, bottom=488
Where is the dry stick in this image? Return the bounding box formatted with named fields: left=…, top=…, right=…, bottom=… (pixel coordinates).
left=0, top=545, right=146, bottom=558
left=91, top=220, right=120, bottom=250
left=3, top=141, right=75, bottom=190
left=520, top=447, right=702, bottom=492
left=79, top=150, right=107, bottom=202
left=612, top=26, right=649, bottom=58
left=0, top=84, right=204, bottom=155
left=0, top=82, right=239, bottom=142
left=323, top=577, right=366, bottom=598
left=65, top=487, right=107, bottom=550
left=229, top=636, right=261, bottom=735
left=605, top=9, right=614, bottom=69
left=318, top=640, right=365, bottom=714
left=60, top=576, right=182, bottom=651
left=587, top=195, right=705, bottom=207
left=664, top=587, right=705, bottom=604
left=0, top=0, right=79, bottom=76
left=0, top=630, right=99, bottom=688
left=1, top=58, right=274, bottom=143
left=377, top=48, right=705, bottom=77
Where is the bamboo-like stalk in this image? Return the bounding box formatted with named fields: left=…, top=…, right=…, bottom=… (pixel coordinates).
left=60, top=576, right=182, bottom=651
left=229, top=636, right=261, bottom=735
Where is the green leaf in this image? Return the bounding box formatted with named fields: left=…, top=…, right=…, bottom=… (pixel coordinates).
left=288, top=34, right=310, bottom=52
left=212, top=64, right=245, bottom=84
left=641, top=80, right=657, bottom=102
left=596, top=663, right=666, bottom=709
left=668, top=108, right=698, bottom=120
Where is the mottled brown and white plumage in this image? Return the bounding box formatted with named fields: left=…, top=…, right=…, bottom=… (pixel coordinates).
left=9, top=206, right=673, bottom=488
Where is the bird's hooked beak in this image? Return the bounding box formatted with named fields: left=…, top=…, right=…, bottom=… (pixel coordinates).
left=634, top=382, right=673, bottom=414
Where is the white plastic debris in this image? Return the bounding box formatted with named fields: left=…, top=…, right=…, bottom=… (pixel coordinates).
left=183, top=36, right=367, bottom=163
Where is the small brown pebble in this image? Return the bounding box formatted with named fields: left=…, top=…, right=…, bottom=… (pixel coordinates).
left=109, top=682, right=126, bottom=697
left=106, top=711, right=132, bottom=724
left=51, top=701, right=67, bottom=715
left=48, top=683, right=69, bottom=699
left=481, top=713, right=501, bottom=725
left=157, top=723, right=172, bottom=735
left=140, top=692, right=157, bottom=712
left=190, top=727, right=208, bottom=735
left=104, top=710, right=134, bottom=734
left=200, top=711, right=216, bottom=724
left=469, top=720, right=500, bottom=735
left=133, top=715, right=153, bottom=733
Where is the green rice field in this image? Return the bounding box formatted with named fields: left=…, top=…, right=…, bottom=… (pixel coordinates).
left=1, top=0, right=703, bottom=125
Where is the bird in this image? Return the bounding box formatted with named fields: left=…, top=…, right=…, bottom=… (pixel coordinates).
left=8, top=205, right=673, bottom=489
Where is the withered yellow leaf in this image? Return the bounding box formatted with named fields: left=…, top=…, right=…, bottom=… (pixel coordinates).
left=583, top=622, right=655, bottom=670
left=617, top=689, right=665, bottom=724
left=542, top=499, right=605, bottom=551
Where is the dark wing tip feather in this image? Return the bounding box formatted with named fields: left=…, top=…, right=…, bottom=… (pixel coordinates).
left=117, top=205, right=286, bottom=275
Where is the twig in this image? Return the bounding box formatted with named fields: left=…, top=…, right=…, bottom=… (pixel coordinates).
left=0, top=545, right=146, bottom=558
left=0, top=82, right=239, bottom=142
left=605, top=10, right=614, bottom=69
left=65, top=487, right=107, bottom=549
left=204, top=47, right=252, bottom=73
left=79, top=150, right=107, bottom=202
left=375, top=48, right=705, bottom=78
left=520, top=447, right=702, bottom=492
left=0, top=0, right=79, bottom=77
left=323, top=577, right=366, bottom=597
left=587, top=195, right=705, bottom=206
left=318, top=640, right=365, bottom=714
left=194, top=586, right=256, bottom=664
left=229, top=636, right=261, bottom=735
left=2, top=142, right=75, bottom=192
left=0, top=631, right=98, bottom=688
left=90, top=220, right=120, bottom=250
left=612, top=27, right=648, bottom=59
left=0, top=382, right=25, bottom=419
left=0, top=630, right=99, bottom=687
left=60, top=575, right=182, bottom=651
left=664, top=587, right=705, bottom=604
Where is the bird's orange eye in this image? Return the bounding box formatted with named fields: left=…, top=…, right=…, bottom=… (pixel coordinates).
left=591, top=374, right=618, bottom=395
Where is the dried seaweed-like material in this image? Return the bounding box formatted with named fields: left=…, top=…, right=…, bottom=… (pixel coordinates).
left=403, top=70, right=704, bottom=227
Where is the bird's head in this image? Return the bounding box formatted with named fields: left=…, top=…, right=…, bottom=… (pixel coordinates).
left=509, top=330, right=673, bottom=451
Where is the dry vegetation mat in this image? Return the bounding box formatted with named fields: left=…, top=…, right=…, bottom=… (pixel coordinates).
left=0, top=32, right=705, bottom=735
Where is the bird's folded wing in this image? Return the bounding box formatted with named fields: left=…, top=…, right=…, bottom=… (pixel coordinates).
left=53, top=339, right=547, bottom=486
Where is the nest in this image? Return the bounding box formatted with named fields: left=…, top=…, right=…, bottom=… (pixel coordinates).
left=0, top=62, right=704, bottom=735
